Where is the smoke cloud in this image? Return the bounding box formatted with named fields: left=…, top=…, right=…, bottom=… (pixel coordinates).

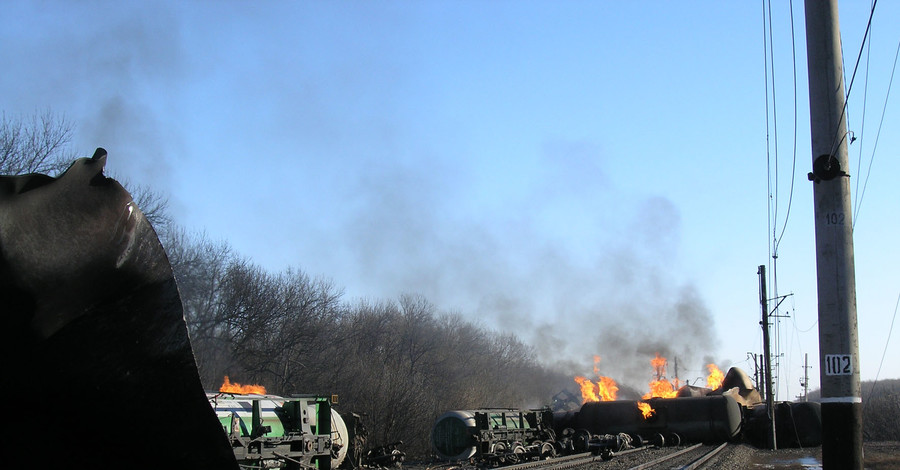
left=4, top=4, right=724, bottom=396
left=336, top=138, right=721, bottom=394
left=2, top=3, right=185, bottom=196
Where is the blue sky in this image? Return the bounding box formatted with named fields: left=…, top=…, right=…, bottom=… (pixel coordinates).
left=3, top=1, right=897, bottom=400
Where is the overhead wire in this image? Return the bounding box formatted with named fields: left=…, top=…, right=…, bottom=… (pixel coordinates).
left=765, top=0, right=786, bottom=400
left=826, top=0, right=878, bottom=162
left=762, top=0, right=802, bottom=400
left=852, top=2, right=874, bottom=218
left=761, top=0, right=776, bottom=399
left=766, top=0, right=781, bottom=253
left=763, top=0, right=774, bottom=276
left=853, top=38, right=900, bottom=230
left=773, top=0, right=799, bottom=256
left=865, top=291, right=900, bottom=412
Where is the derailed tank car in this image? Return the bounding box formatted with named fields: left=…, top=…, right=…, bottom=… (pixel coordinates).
left=208, top=393, right=337, bottom=470
left=560, top=396, right=743, bottom=445
left=432, top=408, right=558, bottom=464
left=744, top=401, right=822, bottom=448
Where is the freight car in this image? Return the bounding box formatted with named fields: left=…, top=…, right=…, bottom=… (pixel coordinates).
left=431, top=408, right=559, bottom=464
left=433, top=395, right=822, bottom=466
left=208, top=393, right=336, bottom=470
left=557, top=395, right=743, bottom=446
left=209, top=393, right=406, bottom=469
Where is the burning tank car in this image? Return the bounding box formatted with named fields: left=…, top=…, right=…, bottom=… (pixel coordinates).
left=431, top=369, right=823, bottom=467
left=429, top=400, right=734, bottom=466
left=554, top=395, right=743, bottom=448
left=209, top=393, right=406, bottom=470
left=208, top=393, right=336, bottom=470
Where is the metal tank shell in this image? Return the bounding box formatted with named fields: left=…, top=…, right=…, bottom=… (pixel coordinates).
left=208, top=393, right=350, bottom=467
left=330, top=407, right=350, bottom=466
left=432, top=410, right=481, bottom=460
left=432, top=409, right=540, bottom=461
left=574, top=396, right=742, bottom=444
left=744, top=401, right=822, bottom=448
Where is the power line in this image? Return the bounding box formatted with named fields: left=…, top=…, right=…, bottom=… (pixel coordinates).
left=773, top=0, right=799, bottom=255
left=826, top=0, right=879, bottom=161
left=865, top=290, right=900, bottom=413
left=853, top=38, right=899, bottom=230
left=762, top=0, right=775, bottom=273
left=762, top=0, right=802, bottom=400
left=852, top=1, right=875, bottom=216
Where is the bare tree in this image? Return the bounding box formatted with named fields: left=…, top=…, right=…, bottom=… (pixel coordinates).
left=165, top=228, right=237, bottom=388
left=129, top=183, right=173, bottom=238
left=1, top=110, right=76, bottom=175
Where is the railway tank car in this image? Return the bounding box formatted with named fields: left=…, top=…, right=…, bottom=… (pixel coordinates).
left=432, top=396, right=746, bottom=464
left=744, top=400, right=822, bottom=448
left=560, top=395, right=743, bottom=445
left=431, top=408, right=557, bottom=464
left=208, top=393, right=342, bottom=469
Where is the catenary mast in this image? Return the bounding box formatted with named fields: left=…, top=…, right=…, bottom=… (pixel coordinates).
left=803, top=1, right=863, bottom=468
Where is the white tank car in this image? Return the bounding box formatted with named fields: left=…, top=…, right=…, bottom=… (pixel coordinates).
left=207, top=392, right=349, bottom=467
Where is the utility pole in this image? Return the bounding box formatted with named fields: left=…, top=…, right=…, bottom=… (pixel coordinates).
left=804, top=1, right=863, bottom=469
left=748, top=353, right=761, bottom=395
left=758, top=265, right=777, bottom=450
left=798, top=353, right=810, bottom=402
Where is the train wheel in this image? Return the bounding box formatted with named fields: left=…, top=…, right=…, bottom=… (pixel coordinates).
left=540, top=442, right=556, bottom=460
left=512, top=444, right=526, bottom=463
left=493, top=442, right=507, bottom=464
left=573, top=429, right=591, bottom=453
left=666, top=432, right=682, bottom=447
left=629, top=434, right=644, bottom=447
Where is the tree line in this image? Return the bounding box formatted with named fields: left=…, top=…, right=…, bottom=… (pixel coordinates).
left=2, top=111, right=572, bottom=457
left=164, top=226, right=570, bottom=455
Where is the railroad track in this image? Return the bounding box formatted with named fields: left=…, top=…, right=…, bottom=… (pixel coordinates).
left=623, top=443, right=729, bottom=470
left=426, top=443, right=729, bottom=470
left=426, top=451, right=611, bottom=470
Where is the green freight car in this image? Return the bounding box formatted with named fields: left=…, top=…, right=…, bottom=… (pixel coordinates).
left=208, top=393, right=337, bottom=470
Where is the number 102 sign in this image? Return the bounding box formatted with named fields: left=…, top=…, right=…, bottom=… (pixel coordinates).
left=824, top=354, right=853, bottom=376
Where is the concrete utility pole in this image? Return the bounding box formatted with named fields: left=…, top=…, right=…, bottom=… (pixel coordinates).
left=804, top=1, right=863, bottom=469
left=758, top=265, right=777, bottom=450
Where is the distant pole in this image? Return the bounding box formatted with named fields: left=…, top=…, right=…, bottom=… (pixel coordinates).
left=797, top=353, right=810, bottom=402
left=804, top=1, right=863, bottom=468
left=752, top=353, right=761, bottom=394
left=803, top=353, right=810, bottom=402
left=758, top=265, right=777, bottom=450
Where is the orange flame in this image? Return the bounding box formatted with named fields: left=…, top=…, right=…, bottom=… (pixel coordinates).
left=637, top=401, right=655, bottom=419
left=706, top=364, right=725, bottom=389
left=219, top=376, right=266, bottom=395
left=574, top=356, right=619, bottom=403
left=650, top=353, right=667, bottom=379
left=597, top=376, right=619, bottom=401
left=642, top=379, right=679, bottom=399
left=641, top=353, right=679, bottom=399
left=575, top=376, right=599, bottom=402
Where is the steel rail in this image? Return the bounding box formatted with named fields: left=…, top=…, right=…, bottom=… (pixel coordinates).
left=625, top=444, right=703, bottom=470
left=503, top=452, right=594, bottom=470
left=624, top=443, right=731, bottom=470
left=678, top=442, right=729, bottom=470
